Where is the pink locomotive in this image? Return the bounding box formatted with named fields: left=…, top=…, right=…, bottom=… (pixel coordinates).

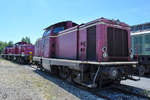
left=4, top=46, right=14, bottom=54
left=2, top=42, right=34, bottom=64
left=33, top=17, right=141, bottom=88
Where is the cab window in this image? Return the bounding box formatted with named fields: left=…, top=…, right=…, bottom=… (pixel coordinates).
left=43, top=30, right=51, bottom=37
left=53, top=27, right=64, bottom=34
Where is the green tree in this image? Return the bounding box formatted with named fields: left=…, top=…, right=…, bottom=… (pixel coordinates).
left=21, top=36, right=31, bottom=44
left=7, top=41, right=13, bottom=46
left=0, top=41, right=7, bottom=54
left=0, top=41, right=14, bottom=54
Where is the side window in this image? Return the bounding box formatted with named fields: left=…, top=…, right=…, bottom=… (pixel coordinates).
left=53, top=27, right=64, bottom=34
left=144, top=24, right=150, bottom=30
left=145, top=34, right=150, bottom=44
left=133, top=35, right=143, bottom=54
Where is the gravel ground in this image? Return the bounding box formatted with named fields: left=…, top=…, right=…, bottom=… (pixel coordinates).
left=0, top=59, right=103, bottom=100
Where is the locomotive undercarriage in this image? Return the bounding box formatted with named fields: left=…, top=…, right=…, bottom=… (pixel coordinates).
left=34, top=57, right=139, bottom=88
left=2, top=54, right=31, bottom=64
left=63, top=65, right=140, bottom=88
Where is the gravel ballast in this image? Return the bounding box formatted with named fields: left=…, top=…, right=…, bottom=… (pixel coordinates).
left=0, top=59, right=102, bottom=100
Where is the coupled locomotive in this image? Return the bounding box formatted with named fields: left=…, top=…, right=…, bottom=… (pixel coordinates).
left=33, top=17, right=140, bottom=88
left=2, top=42, right=34, bottom=64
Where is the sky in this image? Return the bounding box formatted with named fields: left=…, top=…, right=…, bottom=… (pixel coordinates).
left=0, top=0, right=150, bottom=44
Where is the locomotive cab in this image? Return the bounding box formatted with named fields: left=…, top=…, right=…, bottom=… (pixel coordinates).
left=41, top=21, right=78, bottom=58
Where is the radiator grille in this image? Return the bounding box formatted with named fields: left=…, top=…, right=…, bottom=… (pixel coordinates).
left=107, top=27, right=129, bottom=57
left=87, top=26, right=96, bottom=61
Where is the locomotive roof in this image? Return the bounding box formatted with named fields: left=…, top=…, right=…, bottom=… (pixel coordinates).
left=131, top=22, right=150, bottom=27
left=131, top=22, right=150, bottom=34
left=15, top=41, right=27, bottom=45
left=44, top=21, right=78, bottom=30
left=5, top=46, right=13, bottom=48
left=15, top=42, right=33, bottom=45
left=89, top=17, right=129, bottom=27
left=44, top=18, right=129, bottom=31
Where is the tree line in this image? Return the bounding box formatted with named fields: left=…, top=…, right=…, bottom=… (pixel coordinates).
left=0, top=36, right=31, bottom=54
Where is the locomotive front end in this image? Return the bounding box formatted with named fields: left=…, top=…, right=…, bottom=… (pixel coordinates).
left=70, top=18, right=140, bottom=88
left=97, top=19, right=132, bottom=62
left=93, top=18, right=142, bottom=86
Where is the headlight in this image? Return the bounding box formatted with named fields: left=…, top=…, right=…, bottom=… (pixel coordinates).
left=102, top=47, right=108, bottom=58
left=21, top=52, right=25, bottom=56
left=130, top=53, right=133, bottom=59
left=129, top=48, right=133, bottom=59
left=29, top=52, right=32, bottom=55
left=103, top=52, right=108, bottom=58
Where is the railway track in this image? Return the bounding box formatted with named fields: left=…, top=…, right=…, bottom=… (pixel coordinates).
left=87, top=85, right=150, bottom=100
left=71, top=81, right=112, bottom=100
left=30, top=65, right=150, bottom=100
left=109, top=84, right=150, bottom=100
left=88, top=89, right=113, bottom=100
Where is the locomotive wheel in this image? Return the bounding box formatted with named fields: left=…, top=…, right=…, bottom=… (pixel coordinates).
left=58, top=67, right=69, bottom=79
left=20, top=58, right=24, bottom=64
left=97, top=78, right=103, bottom=88
left=98, top=79, right=121, bottom=88
left=97, top=73, right=113, bottom=88
left=114, top=80, right=121, bottom=84
left=38, top=64, right=45, bottom=71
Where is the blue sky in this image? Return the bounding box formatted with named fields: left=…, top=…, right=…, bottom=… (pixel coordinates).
left=0, top=0, right=150, bottom=44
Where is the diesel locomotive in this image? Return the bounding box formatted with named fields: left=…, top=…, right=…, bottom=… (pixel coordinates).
left=2, top=42, right=34, bottom=64
left=33, top=17, right=140, bottom=88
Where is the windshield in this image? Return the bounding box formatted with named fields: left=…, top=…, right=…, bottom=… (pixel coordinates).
left=43, top=30, right=51, bottom=37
